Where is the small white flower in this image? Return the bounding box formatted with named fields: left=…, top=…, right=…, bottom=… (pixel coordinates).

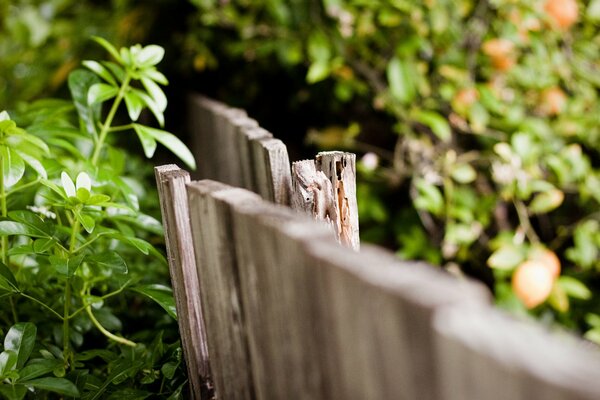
left=27, top=205, right=56, bottom=219
left=76, top=172, right=92, bottom=192
left=361, top=152, right=379, bottom=171
left=61, top=172, right=76, bottom=198
left=61, top=171, right=92, bottom=198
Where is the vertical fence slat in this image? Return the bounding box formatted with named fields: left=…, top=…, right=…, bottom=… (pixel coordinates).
left=315, top=151, right=359, bottom=250
left=186, top=180, right=260, bottom=400
left=305, top=242, right=490, bottom=400
left=434, top=305, right=600, bottom=400
left=250, top=137, right=292, bottom=205
left=230, top=115, right=259, bottom=189
left=154, top=165, right=210, bottom=399
left=228, top=200, right=334, bottom=399
left=238, top=126, right=271, bottom=192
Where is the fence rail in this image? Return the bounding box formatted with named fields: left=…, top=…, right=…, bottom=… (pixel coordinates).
left=153, top=94, right=600, bottom=399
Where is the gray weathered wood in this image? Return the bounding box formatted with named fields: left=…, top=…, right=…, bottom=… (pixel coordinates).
left=154, top=165, right=210, bottom=399
left=229, top=115, right=259, bottom=189
left=434, top=305, right=600, bottom=400
left=250, top=137, right=292, bottom=205
left=188, top=94, right=224, bottom=180
left=291, top=159, right=340, bottom=243
left=186, top=180, right=260, bottom=400
left=228, top=198, right=335, bottom=399
left=315, top=152, right=359, bottom=250
left=305, top=241, right=490, bottom=400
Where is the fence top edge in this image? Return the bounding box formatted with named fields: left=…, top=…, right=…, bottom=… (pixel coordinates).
left=308, top=239, right=491, bottom=306
left=434, top=303, right=600, bottom=394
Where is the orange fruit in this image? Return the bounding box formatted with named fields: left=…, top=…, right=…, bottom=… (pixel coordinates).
left=512, top=260, right=554, bottom=308
left=482, top=39, right=515, bottom=71
left=540, top=87, right=567, bottom=116
left=452, top=88, right=479, bottom=115
left=530, top=247, right=561, bottom=278
left=544, top=0, right=579, bottom=30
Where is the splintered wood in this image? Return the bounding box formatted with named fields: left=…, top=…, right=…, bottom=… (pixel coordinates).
left=292, top=152, right=359, bottom=250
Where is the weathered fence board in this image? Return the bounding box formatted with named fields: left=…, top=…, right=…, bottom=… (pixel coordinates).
left=434, top=305, right=600, bottom=400
left=188, top=94, right=291, bottom=205
left=306, top=241, right=490, bottom=400
left=154, top=165, right=210, bottom=399
left=186, top=181, right=260, bottom=400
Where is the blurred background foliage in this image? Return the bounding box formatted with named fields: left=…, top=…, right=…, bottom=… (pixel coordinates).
left=2, top=0, right=600, bottom=340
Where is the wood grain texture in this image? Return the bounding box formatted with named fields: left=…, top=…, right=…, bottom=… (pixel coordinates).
left=154, top=165, right=210, bottom=399
left=228, top=198, right=335, bottom=400
left=238, top=126, right=270, bottom=192
left=434, top=305, right=600, bottom=400
left=186, top=180, right=260, bottom=400
left=315, top=152, right=359, bottom=250
left=187, top=94, right=224, bottom=180
left=250, top=137, right=292, bottom=205
left=305, top=242, right=491, bottom=400
left=230, top=115, right=259, bottom=190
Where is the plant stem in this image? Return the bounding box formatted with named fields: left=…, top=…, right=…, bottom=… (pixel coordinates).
left=4, top=179, right=42, bottom=198
left=85, top=305, right=136, bottom=347
left=19, top=292, right=63, bottom=320
left=107, top=124, right=134, bottom=133
left=63, top=217, right=81, bottom=369
left=514, top=199, right=540, bottom=244
left=0, top=146, right=7, bottom=265
left=68, top=279, right=132, bottom=319
left=91, top=74, right=131, bottom=166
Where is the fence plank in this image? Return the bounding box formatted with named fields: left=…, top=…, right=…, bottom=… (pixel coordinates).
left=228, top=199, right=334, bottom=399
left=230, top=115, right=259, bottom=189
left=186, top=180, right=260, bottom=400
left=434, top=305, right=600, bottom=400
left=154, top=165, right=210, bottom=399
left=250, top=137, right=292, bottom=205
left=305, top=242, right=491, bottom=400
left=238, top=126, right=271, bottom=192
left=188, top=94, right=224, bottom=180
left=291, top=160, right=338, bottom=237
left=315, top=152, right=359, bottom=249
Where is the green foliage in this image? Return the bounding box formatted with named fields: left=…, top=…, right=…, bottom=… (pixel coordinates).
left=185, top=0, right=600, bottom=337
left=0, top=38, right=192, bottom=398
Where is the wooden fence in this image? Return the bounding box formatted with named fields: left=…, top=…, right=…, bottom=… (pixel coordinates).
left=154, top=94, right=600, bottom=400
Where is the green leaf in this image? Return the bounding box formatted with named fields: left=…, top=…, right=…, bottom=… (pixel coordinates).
left=451, top=163, right=477, bottom=184
left=136, top=45, right=165, bottom=67
left=0, top=384, right=26, bottom=400
left=17, top=359, right=62, bottom=381
left=414, top=179, right=444, bottom=216
left=132, top=124, right=157, bottom=158
left=24, top=377, right=80, bottom=397
left=49, top=254, right=85, bottom=277
left=124, top=90, right=145, bottom=121
left=4, top=323, right=36, bottom=369
left=387, top=57, right=416, bottom=104
left=102, top=61, right=126, bottom=82
left=414, top=110, right=451, bottom=142
left=32, top=238, right=55, bottom=253
left=14, top=151, right=47, bottom=179
left=88, top=360, right=143, bottom=400
left=132, top=124, right=196, bottom=170
left=584, top=328, right=600, bottom=345
left=141, top=77, right=167, bottom=112
left=131, top=284, right=177, bottom=320
left=306, top=61, right=330, bottom=84
left=73, top=209, right=95, bottom=234
left=558, top=276, right=592, bottom=300
left=487, top=245, right=524, bottom=270
left=68, top=69, right=101, bottom=136
left=0, top=350, right=18, bottom=376
left=529, top=189, right=564, bottom=214
left=88, top=83, right=118, bottom=105
left=0, top=146, right=25, bottom=188
left=143, top=68, right=168, bottom=85
left=161, top=362, right=177, bottom=379
left=0, top=262, right=18, bottom=292
left=8, top=210, right=53, bottom=237
left=82, top=60, right=117, bottom=86
left=87, top=251, right=127, bottom=274
left=0, top=221, right=45, bottom=238
left=92, top=36, right=123, bottom=63
left=135, top=91, right=165, bottom=127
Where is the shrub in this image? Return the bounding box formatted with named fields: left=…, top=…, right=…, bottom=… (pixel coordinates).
left=184, top=0, right=600, bottom=340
